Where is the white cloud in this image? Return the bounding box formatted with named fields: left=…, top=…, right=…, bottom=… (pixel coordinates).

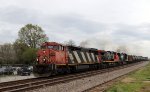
left=0, top=0, right=150, bottom=57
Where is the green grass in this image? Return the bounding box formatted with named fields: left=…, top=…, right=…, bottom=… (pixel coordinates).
left=106, top=62, right=150, bottom=92
left=107, top=82, right=142, bottom=92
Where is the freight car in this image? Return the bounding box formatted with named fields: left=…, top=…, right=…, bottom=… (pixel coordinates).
left=33, top=42, right=148, bottom=77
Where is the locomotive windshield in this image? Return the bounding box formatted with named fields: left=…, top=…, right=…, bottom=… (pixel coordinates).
left=41, top=45, right=58, bottom=50
left=48, top=46, right=54, bottom=49
left=48, top=45, right=59, bottom=50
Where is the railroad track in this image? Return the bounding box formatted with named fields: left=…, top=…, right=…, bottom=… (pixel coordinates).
left=83, top=72, right=128, bottom=92
left=84, top=61, right=148, bottom=92
left=0, top=62, right=143, bottom=92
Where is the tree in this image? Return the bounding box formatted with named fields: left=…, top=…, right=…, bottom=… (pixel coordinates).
left=13, top=40, right=38, bottom=64
left=18, top=24, right=48, bottom=48
left=64, top=40, right=76, bottom=46
left=21, top=48, right=38, bottom=64
left=0, top=43, right=17, bottom=64
left=13, top=39, right=29, bottom=64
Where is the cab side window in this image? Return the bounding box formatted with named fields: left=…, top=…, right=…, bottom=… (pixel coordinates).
left=59, top=46, right=64, bottom=51
left=62, top=46, right=64, bottom=51
left=59, top=46, right=62, bottom=50
left=54, top=46, right=59, bottom=50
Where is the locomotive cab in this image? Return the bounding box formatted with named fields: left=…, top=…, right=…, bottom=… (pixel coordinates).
left=36, top=42, right=67, bottom=64
left=34, top=42, right=68, bottom=76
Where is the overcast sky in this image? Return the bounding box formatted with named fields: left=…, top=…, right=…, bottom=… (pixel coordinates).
left=0, top=0, right=150, bottom=57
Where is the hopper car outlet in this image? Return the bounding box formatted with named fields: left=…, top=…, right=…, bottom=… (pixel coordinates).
left=33, top=42, right=148, bottom=77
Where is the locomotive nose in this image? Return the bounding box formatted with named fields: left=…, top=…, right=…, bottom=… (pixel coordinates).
left=49, top=52, right=55, bottom=56
left=49, top=51, right=56, bottom=63
left=37, top=49, right=56, bottom=64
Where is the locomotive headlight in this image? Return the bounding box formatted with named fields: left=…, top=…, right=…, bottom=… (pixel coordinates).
left=43, top=59, right=46, bottom=61
left=43, top=50, right=46, bottom=53
left=37, top=58, right=39, bottom=61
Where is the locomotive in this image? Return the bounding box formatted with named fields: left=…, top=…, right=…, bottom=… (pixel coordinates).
left=33, top=42, right=148, bottom=76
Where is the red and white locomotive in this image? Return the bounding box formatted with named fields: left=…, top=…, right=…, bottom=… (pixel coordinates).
left=33, top=42, right=148, bottom=76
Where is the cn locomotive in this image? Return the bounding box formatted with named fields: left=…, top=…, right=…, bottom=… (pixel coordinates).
left=33, top=42, right=148, bottom=76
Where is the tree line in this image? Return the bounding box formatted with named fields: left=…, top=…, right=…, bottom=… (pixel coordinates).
left=0, top=24, right=48, bottom=65
left=0, top=24, right=76, bottom=65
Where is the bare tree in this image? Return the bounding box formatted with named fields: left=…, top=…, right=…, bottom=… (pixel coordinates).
left=64, top=40, right=76, bottom=46
left=0, top=43, right=17, bottom=64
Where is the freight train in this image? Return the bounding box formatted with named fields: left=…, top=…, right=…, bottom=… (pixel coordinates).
left=33, top=42, right=148, bottom=77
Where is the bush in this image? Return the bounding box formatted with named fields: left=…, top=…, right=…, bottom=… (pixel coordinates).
left=21, top=48, right=38, bottom=65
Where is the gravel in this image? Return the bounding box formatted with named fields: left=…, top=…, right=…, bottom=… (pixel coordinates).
left=0, top=74, right=35, bottom=83
left=32, top=62, right=149, bottom=92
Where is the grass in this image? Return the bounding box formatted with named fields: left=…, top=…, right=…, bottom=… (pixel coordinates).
left=106, top=61, right=150, bottom=92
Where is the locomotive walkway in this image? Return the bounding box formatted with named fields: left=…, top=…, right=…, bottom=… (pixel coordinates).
left=0, top=61, right=148, bottom=92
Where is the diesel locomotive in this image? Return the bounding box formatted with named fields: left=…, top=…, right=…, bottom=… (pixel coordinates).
left=33, top=42, right=148, bottom=76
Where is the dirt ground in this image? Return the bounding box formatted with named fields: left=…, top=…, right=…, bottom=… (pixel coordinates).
left=0, top=74, right=35, bottom=83
left=121, top=77, right=135, bottom=83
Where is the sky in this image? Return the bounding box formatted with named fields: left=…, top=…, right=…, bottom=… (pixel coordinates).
left=0, top=0, right=150, bottom=57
